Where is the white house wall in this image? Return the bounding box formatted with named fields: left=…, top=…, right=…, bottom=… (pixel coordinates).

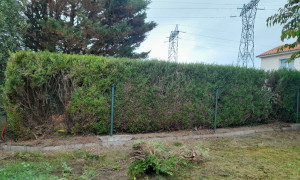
left=260, top=52, right=300, bottom=71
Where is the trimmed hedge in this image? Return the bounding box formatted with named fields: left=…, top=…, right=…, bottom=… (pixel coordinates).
left=266, top=70, right=300, bottom=122
left=2, top=51, right=300, bottom=139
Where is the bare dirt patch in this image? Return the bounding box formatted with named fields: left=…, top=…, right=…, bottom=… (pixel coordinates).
left=0, top=121, right=292, bottom=147
left=0, top=149, right=14, bottom=161
left=2, top=135, right=99, bottom=147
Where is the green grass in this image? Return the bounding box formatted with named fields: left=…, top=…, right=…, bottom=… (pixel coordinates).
left=173, top=131, right=300, bottom=180
left=0, top=149, right=130, bottom=180
left=0, top=130, right=299, bottom=179
left=0, top=161, right=58, bottom=180
left=181, top=146, right=300, bottom=180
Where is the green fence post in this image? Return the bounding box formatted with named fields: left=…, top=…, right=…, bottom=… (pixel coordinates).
left=214, top=87, right=219, bottom=131
left=110, top=84, right=116, bottom=136
left=297, top=89, right=299, bottom=123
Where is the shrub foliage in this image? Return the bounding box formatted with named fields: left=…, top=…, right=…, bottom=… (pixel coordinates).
left=3, top=51, right=300, bottom=139
left=129, top=141, right=200, bottom=179
left=266, top=70, right=300, bottom=122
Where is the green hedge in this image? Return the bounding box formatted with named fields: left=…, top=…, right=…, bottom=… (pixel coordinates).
left=266, top=70, right=300, bottom=122
left=2, top=51, right=300, bottom=139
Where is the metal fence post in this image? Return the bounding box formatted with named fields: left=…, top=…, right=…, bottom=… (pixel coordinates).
left=297, top=89, right=299, bottom=123
left=110, top=84, right=116, bottom=136
left=214, top=87, right=219, bottom=131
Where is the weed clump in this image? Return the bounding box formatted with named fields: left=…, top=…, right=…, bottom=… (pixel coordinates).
left=173, top=142, right=183, bottom=147
left=129, top=141, right=207, bottom=179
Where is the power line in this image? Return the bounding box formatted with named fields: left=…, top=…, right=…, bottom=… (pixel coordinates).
left=150, top=8, right=237, bottom=10
left=152, top=1, right=242, bottom=5
left=152, top=1, right=283, bottom=6
left=154, top=31, right=239, bottom=44
left=151, top=28, right=268, bottom=48
left=185, top=32, right=239, bottom=43
left=147, top=16, right=271, bottom=19
left=180, top=37, right=239, bottom=50
left=174, top=24, right=239, bottom=35
left=148, top=16, right=228, bottom=19
left=184, top=32, right=267, bottom=47
left=149, top=7, right=276, bottom=10
left=142, top=0, right=285, bottom=63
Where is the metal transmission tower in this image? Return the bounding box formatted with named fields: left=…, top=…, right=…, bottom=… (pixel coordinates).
left=237, top=0, right=260, bottom=67
left=168, top=25, right=180, bottom=62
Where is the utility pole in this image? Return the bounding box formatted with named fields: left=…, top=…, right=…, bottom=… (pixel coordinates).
left=237, top=0, right=260, bottom=68
left=168, top=24, right=180, bottom=62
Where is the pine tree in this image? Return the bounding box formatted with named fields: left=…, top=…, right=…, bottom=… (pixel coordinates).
left=24, top=0, right=156, bottom=58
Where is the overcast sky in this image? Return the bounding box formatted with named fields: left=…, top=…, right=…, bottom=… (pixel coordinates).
left=136, top=0, right=293, bottom=68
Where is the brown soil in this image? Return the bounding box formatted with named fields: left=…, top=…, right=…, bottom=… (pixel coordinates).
left=1, top=121, right=291, bottom=147
left=0, top=149, right=14, bottom=160
left=2, top=135, right=99, bottom=147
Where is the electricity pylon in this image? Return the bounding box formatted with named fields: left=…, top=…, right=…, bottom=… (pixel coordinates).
left=237, top=0, right=260, bottom=68
left=168, top=25, right=180, bottom=62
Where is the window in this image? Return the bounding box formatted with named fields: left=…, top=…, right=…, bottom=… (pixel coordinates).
left=280, top=59, right=295, bottom=69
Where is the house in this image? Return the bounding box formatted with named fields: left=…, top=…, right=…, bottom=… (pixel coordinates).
left=257, top=44, right=300, bottom=71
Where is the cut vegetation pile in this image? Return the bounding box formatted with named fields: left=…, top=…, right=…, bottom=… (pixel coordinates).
left=3, top=51, right=300, bottom=139
left=129, top=140, right=207, bottom=179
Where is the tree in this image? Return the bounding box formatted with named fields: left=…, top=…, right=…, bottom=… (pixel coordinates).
left=0, top=0, right=26, bottom=84
left=267, top=0, right=300, bottom=61
left=24, top=0, right=156, bottom=58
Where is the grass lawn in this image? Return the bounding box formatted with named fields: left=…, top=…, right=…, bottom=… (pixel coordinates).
left=0, top=130, right=299, bottom=180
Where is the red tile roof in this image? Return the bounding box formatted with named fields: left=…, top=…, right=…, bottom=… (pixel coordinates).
left=258, top=44, right=300, bottom=57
